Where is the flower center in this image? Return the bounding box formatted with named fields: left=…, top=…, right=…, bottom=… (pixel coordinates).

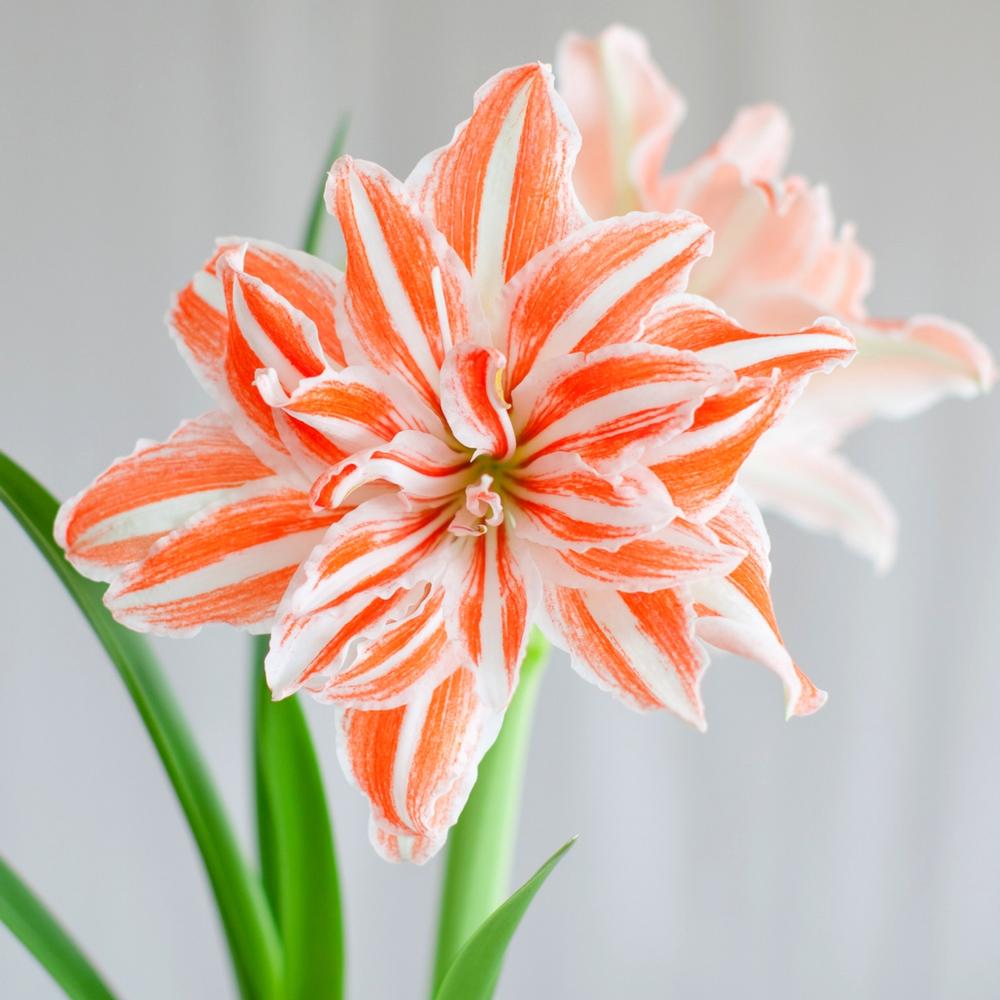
left=448, top=472, right=505, bottom=536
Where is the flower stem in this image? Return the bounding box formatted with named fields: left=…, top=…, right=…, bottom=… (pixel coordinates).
left=430, top=628, right=549, bottom=992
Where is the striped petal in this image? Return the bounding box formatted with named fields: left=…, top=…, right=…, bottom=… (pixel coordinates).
left=501, top=212, right=712, bottom=390
left=511, top=342, right=733, bottom=469
left=336, top=666, right=500, bottom=863
left=439, top=342, right=516, bottom=460
left=441, top=523, right=537, bottom=709
left=542, top=584, right=707, bottom=728
left=55, top=412, right=274, bottom=582
left=310, top=431, right=472, bottom=510
left=168, top=238, right=344, bottom=387
left=529, top=519, right=744, bottom=592
left=506, top=452, right=676, bottom=551
left=690, top=489, right=827, bottom=718
left=326, top=157, right=481, bottom=409
left=257, top=366, right=447, bottom=467
left=265, top=495, right=457, bottom=698
left=741, top=442, right=898, bottom=571
left=639, top=294, right=855, bottom=382
left=556, top=25, right=687, bottom=219
left=407, top=63, right=585, bottom=315
left=102, top=484, right=340, bottom=635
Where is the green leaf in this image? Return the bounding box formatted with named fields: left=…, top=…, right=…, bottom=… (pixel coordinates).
left=0, top=854, right=118, bottom=1000
left=0, top=451, right=282, bottom=1000
left=301, top=113, right=350, bottom=257
left=253, top=641, right=345, bottom=999
left=433, top=837, right=576, bottom=1000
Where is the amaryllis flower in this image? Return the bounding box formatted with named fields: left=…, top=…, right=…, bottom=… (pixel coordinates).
left=558, top=25, right=995, bottom=569
left=56, top=63, right=854, bottom=862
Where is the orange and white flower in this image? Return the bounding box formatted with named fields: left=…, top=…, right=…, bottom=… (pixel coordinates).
left=57, top=63, right=854, bottom=862
left=558, top=25, right=995, bottom=569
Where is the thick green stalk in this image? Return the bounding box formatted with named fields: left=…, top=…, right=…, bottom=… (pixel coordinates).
left=431, top=629, right=549, bottom=992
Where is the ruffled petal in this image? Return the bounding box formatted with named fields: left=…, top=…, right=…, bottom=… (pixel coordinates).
left=501, top=212, right=712, bottom=390
left=690, top=489, right=826, bottom=717
left=506, top=451, right=676, bottom=551
left=529, top=519, right=744, bottom=592
left=336, top=666, right=501, bottom=863
left=439, top=342, right=516, bottom=459
left=440, top=523, right=537, bottom=709
left=407, top=63, right=585, bottom=314
left=265, top=495, right=457, bottom=698
left=556, top=25, right=686, bottom=218
left=511, top=342, right=733, bottom=469
left=541, top=584, right=707, bottom=728
left=326, top=157, right=480, bottom=409
left=741, top=442, right=898, bottom=571
left=102, top=484, right=340, bottom=635
left=55, top=412, right=275, bottom=582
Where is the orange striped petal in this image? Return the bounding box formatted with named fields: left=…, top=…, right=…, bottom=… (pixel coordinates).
left=529, top=518, right=744, bottom=592
left=336, top=666, right=500, bottom=863
left=102, top=485, right=340, bottom=635
left=501, top=212, right=712, bottom=390
left=439, top=342, right=516, bottom=460
left=640, top=294, right=855, bottom=383
left=441, top=523, right=537, bottom=709
left=311, top=431, right=472, bottom=510
left=556, top=26, right=687, bottom=219
left=690, top=489, right=826, bottom=718
left=741, top=442, right=898, bottom=571
left=646, top=374, right=793, bottom=522
left=506, top=452, right=676, bottom=551
left=511, top=342, right=733, bottom=469
left=407, top=63, right=585, bottom=314
left=257, top=365, right=447, bottom=464
left=169, top=238, right=344, bottom=392
left=326, top=157, right=480, bottom=410
left=55, top=412, right=275, bottom=582
left=542, top=584, right=707, bottom=728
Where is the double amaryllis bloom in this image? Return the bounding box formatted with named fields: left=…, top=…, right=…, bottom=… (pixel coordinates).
left=558, top=26, right=994, bottom=569
left=57, top=63, right=857, bottom=862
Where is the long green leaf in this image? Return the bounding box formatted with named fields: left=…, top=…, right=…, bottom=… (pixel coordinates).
left=0, top=451, right=282, bottom=1000
left=0, top=855, right=118, bottom=1000
left=253, top=643, right=344, bottom=999
left=301, top=113, right=350, bottom=258
left=433, top=838, right=576, bottom=1000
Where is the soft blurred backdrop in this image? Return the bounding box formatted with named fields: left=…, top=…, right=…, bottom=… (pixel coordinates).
left=2, top=1, right=998, bottom=997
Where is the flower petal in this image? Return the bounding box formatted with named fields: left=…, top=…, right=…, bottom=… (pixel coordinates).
left=311, top=431, right=472, bottom=510
left=441, top=523, right=537, bottom=709
left=102, top=484, right=340, bottom=635
left=501, top=213, right=712, bottom=389
left=690, top=489, right=826, bottom=717
left=326, top=157, right=479, bottom=409
left=556, top=25, right=686, bottom=219
left=511, top=342, right=733, bottom=469
left=541, top=584, right=707, bottom=728
left=640, top=293, right=856, bottom=382
left=336, top=666, right=500, bottom=863
left=506, top=451, right=676, bottom=551
left=528, top=519, right=744, bottom=592
left=741, top=442, right=898, bottom=571
left=439, top=342, right=516, bottom=459
left=55, top=412, right=274, bottom=581
left=407, top=63, right=585, bottom=314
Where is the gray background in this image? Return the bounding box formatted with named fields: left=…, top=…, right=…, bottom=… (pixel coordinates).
left=2, top=1, right=998, bottom=997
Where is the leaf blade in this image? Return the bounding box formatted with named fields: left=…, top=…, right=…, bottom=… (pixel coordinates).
left=253, top=646, right=345, bottom=1000
left=0, top=854, right=119, bottom=1000
left=433, top=837, right=576, bottom=1000
left=0, top=451, right=282, bottom=1000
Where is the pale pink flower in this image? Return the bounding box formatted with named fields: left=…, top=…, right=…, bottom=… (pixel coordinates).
left=558, top=25, right=995, bottom=569
left=57, top=63, right=854, bottom=861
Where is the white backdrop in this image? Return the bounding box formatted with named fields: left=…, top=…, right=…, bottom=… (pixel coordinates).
left=2, top=1, right=998, bottom=997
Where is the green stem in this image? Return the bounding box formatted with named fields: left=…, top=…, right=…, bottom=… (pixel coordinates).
left=301, top=115, right=349, bottom=257
left=431, top=629, right=549, bottom=992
